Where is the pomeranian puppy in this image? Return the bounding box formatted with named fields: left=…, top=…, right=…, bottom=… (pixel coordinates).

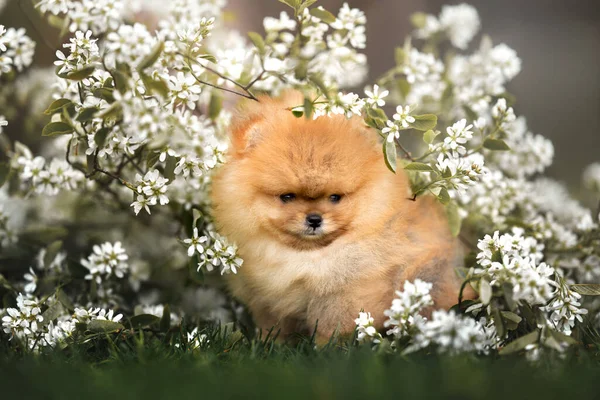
left=211, top=92, right=464, bottom=341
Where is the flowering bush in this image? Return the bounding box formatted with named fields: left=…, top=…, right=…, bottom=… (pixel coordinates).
left=0, top=0, right=599, bottom=360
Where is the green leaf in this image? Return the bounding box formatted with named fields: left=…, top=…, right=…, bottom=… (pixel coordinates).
left=499, top=330, right=539, bottom=355
left=86, top=153, right=95, bottom=174
left=404, top=162, right=435, bottom=172
left=437, top=187, right=450, bottom=205
left=248, top=32, right=266, bottom=54
left=396, top=79, right=410, bottom=98
left=76, top=107, right=98, bottom=122
left=88, top=320, right=124, bottom=334
left=483, top=138, right=511, bottom=151
left=198, top=53, right=217, bottom=64
left=65, top=65, right=96, bottom=81
left=500, top=311, right=522, bottom=324
left=129, top=314, right=160, bottom=329
left=44, top=99, right=73, bottom=115
left=294, top=61, right=308, bottom=80
left=48, top=15, right=66, bottom=30
left=463, top=106, right=478, bottom=122
left=309, top=7, right=337, bottom=24
left=367, top=107, right=387, bottom=120
left=137, top=41, right=164, bottom=71
left=303, top=97, right=314, bottom=119
left=307, top=75, right=330, bottom=98
left=160, top=304, right=171, bottom=332
left=492, top=307, right=506, bottom=339
left=570, top=284, right=600, bottom=296
left=56, top=288, right=74, bottom=312
left=41, top=301, right=63, bottom=325
left=445, top=202, right=461, bottom=237
left=409, top=114, right=437, bottom=131
left=42, top=122, right=73, bottom=137
left=547, top=327, right=578, bottom=345
left=164, top=156, right=177, bottom=182
left=209, top=92, right=223, bottom=120
left=292, top=109, right=304, bottom=118
left=43, top=240, right=63, bottom=268
left=423, top=129, right=437, bottom=144
left=301, top=0, right=318, bottom=10
left=93, top=88, right=115, bottom=103
left=278, top=0, right=301, bottom=11
left=0, top=163, right=10, bottom=189
left=364, top=117, right=380, bottom=130
left=383, top=140, right=397, bottom=173
left=94, top=127, right=111, bottom=149
left=503, top=283, right=517, bottom=311
left=112, top=69, right=129, bottom=92
left=140, top=73, right=169, bottom=98
left=410, top=12, right=428, bottom=29
left=146, top=151, right=161, bottom=170
left=189, top=256, right=204, bottom=283
left=480, top=278, right=492, bottom=305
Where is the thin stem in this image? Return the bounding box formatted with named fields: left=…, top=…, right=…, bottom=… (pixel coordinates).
left=188, top=66, right=256, bottom=101
left=124, top=153, right=144, bottom=175
left=181, top=52, right=259, bottom=101
left=395, top=138, right=415, bottom=161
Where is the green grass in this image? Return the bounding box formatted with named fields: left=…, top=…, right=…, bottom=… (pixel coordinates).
left=1, top=326, right=600, bottom=399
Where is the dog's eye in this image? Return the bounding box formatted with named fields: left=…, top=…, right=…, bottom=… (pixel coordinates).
left=329, top=194, right=342, bottom=203
left=280, top=193, right=296, bottom=203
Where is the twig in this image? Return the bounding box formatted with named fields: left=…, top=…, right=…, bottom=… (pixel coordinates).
left=189, top=69, right=256, bottom=100
left=198, top=63, right=258, bottom=100
left=180, top=52, right=259, bottom=101
left=124, top=153, right=144, bottom=175
left=395, top=138, right=415, bottom=161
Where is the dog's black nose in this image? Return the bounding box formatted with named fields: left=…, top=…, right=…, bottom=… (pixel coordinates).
left=306, top=213, right=323, bottom=228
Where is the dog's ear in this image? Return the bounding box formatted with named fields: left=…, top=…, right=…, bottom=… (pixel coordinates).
left=228, top=91, right=305, bottom=158
left=229, top=99, right=268, bottom=158
left=229, top=114, right=263, bottom=157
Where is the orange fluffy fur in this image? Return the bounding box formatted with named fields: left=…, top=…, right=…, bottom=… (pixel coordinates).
left=211, top=92, right=465, bottom=342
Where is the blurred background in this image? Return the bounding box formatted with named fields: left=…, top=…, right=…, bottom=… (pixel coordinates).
left=1, top=0, right=599, bottom=185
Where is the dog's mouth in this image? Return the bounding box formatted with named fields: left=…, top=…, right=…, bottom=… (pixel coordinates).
left=302, top=227, right=325, bottom=238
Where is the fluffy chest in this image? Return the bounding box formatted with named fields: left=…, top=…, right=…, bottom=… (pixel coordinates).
left=233, top=238, right=371, bottom=306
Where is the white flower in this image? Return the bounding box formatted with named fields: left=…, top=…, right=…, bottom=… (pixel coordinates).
left=0, top=116, right=7, bottom=135
left=439, top=3, right=480, bottom=50
left=23, top=268, right=37, bottom=294
left=354, top=312, right=382, bottom=344
left=132, top=169, right=170, bottom=214
left=2, top=293, right=44, bottom=339
left=169, top=72, right=202, bottom=110
left=408, top=310, right=491, bottom=355
left=383, top=279, right=433, bottom=339
left=81, top=241, right=129, bottom=284
left=264, top=11, right=296, bottom=32
left=583, top=163, right=600, bottom=193
left=131, top=195, right=154, bottom=215
left=392, top=105, right=416, bottom=128
left=183, top=227, right=208, bottom=257
left=364, top=84, right=389, bottom=108
left=382, top=120, right=400, bottom=143
left=74, top=307, right=123, bottom=324
left=197, top=232, right=243, bottom=275
left=0, top=25, right=7, bottom=52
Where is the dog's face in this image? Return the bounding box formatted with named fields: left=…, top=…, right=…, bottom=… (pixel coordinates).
left=212, top=96, right=402, bottom=251
left=247, top=155, right=362, bottom=249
